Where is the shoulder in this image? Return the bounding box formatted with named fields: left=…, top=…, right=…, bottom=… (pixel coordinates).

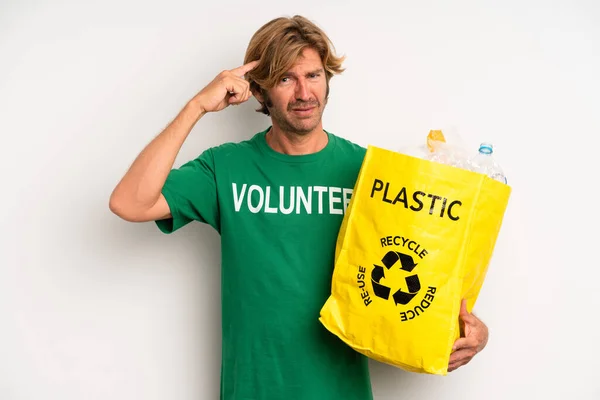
left=195, top=130, right=265, bottom=163
left=213, top=136, right=256, bottom=154
left=329, top=132, right=367, bottom=160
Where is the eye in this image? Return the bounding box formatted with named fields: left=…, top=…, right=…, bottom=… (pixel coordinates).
left=281, top=77, right=290, bottom=83
left=309, top=72, right=321, bottom=79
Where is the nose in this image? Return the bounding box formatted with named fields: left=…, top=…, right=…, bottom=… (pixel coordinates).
left=295, top=78, right=310, bottom=101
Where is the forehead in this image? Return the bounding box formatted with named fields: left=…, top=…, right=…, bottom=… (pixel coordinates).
left=288, top=47, right=324, bottom=72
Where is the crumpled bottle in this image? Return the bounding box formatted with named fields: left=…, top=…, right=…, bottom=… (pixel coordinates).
left=467, top=143, right=507, bottom=184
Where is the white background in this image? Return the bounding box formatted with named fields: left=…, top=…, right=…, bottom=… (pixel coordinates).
left=1, top=0, right=599, bottom=399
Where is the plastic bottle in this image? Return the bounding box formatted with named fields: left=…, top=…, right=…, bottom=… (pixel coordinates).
left=468, top=143, right=507, bottom=184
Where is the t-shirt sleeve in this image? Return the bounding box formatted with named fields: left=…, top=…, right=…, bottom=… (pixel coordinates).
left=155, top=149, right=220, bottom=234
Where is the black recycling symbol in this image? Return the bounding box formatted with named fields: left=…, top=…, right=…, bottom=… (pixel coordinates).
left=371, top=251, right=421, bottom=305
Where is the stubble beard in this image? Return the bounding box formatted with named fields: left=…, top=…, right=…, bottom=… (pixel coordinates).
left=268, top=98, right=327, bottom=136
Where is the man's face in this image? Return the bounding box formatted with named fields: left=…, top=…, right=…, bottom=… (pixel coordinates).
left=261, top=47, right=328, bottom=135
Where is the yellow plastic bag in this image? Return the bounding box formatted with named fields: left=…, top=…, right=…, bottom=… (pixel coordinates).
left=319, top=144, right=511, bottom=375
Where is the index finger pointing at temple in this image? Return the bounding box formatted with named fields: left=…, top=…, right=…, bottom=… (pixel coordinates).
left=231, top=60, right=260, bottom=77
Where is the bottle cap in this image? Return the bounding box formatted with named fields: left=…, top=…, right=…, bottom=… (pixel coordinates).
left=426, top=130, right=446, bottom=153
left=479, top=143, right=493, bottom=154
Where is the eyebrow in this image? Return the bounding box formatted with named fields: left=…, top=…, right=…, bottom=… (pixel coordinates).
left=284, top=68, right=325, bottom=77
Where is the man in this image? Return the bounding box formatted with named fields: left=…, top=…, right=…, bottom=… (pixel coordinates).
left=109, top=15, right=488, bottom=400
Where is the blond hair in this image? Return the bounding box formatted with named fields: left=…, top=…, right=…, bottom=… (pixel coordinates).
left=244, top=15, right=345, bottom=115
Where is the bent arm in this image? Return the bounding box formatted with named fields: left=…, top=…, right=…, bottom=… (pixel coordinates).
left=109, top=99, right=205, bottom=222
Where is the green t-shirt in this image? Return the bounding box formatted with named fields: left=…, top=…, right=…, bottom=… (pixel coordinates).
left=156, top=127, right=372, bottom=400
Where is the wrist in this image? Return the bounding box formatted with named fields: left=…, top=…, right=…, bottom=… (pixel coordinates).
left=186, top=96, right=207, bottom=121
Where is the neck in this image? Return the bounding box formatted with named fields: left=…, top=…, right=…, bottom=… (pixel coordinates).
left=266, top=124, right=328, bottom=156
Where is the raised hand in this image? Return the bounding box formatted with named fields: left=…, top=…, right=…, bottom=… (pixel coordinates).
left=194, top=60, right=259, bottom=114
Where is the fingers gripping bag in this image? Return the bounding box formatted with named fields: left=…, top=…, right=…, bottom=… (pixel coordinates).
left=319, top=132, right=511, bottom=375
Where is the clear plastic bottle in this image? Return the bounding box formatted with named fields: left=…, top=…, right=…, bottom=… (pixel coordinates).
left=468, top=143, right=507, bottom=184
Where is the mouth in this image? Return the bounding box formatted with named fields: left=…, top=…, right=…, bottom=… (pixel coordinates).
left=290, top=106, right=316, bottom=116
